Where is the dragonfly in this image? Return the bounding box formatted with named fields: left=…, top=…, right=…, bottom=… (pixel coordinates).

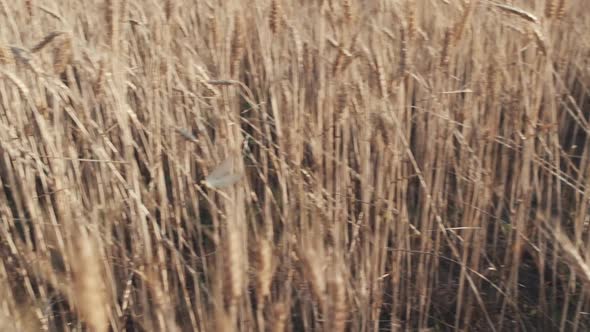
left=203, top=156, right=243, bottom=189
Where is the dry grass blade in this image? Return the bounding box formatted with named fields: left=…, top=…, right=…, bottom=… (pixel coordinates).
left=36, top=5, right=64, bottom=22
left=1, top=69, right=29, bottom=95
left=532, top=27, right=547, bottom=55
left=490, top=1, right=538, bottom=23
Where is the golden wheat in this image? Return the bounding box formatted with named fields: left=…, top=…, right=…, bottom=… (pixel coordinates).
left=0, top=1, right=588, bottom=331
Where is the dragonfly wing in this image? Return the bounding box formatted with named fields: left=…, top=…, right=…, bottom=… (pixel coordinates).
left=204, top=173, right=242, bottom=189
left=204, top=157, right=242, bottom=188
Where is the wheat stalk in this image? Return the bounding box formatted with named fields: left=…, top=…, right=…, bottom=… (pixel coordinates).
left=269, top=0, right=281, bottom=34
left=545, top=0, right=556, bottom=18
left=53, top=34, right=72, bottom=74
left=556, top=0, right=567, bottom=20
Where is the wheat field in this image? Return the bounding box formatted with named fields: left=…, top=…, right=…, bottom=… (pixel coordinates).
left=0, top=0, right=589, bottom=331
